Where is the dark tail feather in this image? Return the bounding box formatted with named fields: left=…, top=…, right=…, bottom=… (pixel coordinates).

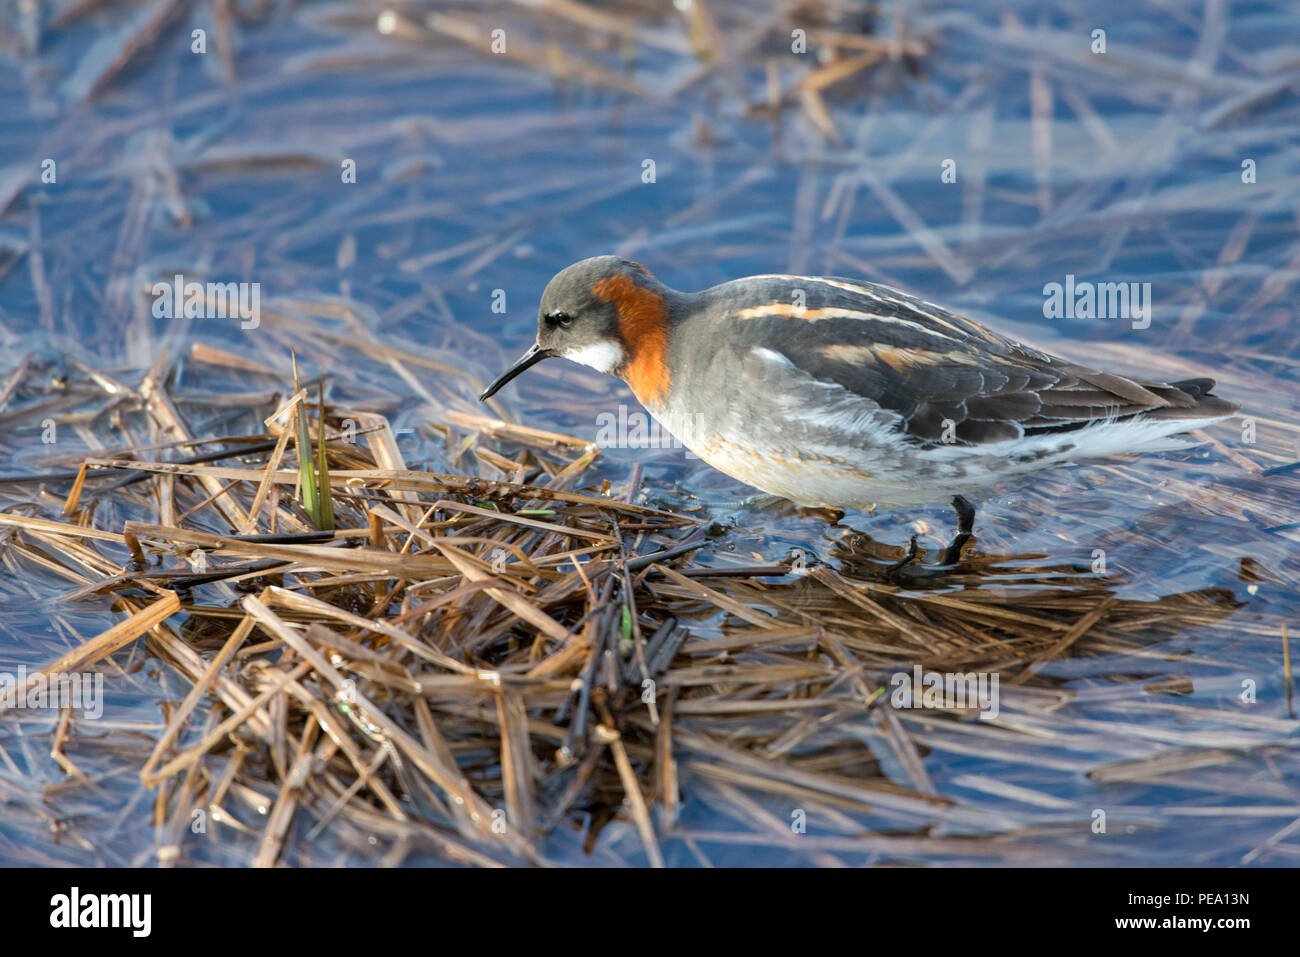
left=1170, top=377, right=1216, bottom=397
left=1143, top=376, right=1236, bottom=417
left=1146, top=376, right=1238, bottom=421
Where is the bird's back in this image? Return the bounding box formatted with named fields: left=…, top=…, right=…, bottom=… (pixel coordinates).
left=658, top=273, right=1235, bottom=507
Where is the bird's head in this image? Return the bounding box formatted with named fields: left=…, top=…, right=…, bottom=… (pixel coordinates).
left=479, top=256, right=670, bottom=402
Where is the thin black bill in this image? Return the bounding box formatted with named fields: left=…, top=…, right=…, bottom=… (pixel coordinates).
left=478, top=342, right=553, bottom=401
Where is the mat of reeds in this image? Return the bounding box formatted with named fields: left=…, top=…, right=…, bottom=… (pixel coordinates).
left=0, top=318, right=1293, bottom=866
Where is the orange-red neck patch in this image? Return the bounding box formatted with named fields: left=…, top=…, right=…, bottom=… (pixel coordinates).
left=592, top=274, right=670, bottom=407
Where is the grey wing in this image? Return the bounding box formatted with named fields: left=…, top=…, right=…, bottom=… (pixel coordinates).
left=750, top=291, right=1221, bottom=448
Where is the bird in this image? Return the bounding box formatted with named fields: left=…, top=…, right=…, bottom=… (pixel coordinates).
left=479, top=256, right=1238, bottom=566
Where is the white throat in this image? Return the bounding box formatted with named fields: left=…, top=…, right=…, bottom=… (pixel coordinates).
left=563, top=341, right=625, bottom=374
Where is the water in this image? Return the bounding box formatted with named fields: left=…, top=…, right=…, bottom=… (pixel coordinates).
left=1, top=1, right=1297, bottom=866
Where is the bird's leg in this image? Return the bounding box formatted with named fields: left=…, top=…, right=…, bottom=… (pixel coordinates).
left=938, top=495, right=975, bottom=566
left=884, top=535, right=919, bottom=573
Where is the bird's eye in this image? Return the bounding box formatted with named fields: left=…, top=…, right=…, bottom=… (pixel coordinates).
left=547, top=312, right=574, bottom=329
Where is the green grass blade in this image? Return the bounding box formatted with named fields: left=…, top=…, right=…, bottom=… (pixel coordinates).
left=315, top=378, right=334, bottom=531
left=293, top=352, right=319, bottom=527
